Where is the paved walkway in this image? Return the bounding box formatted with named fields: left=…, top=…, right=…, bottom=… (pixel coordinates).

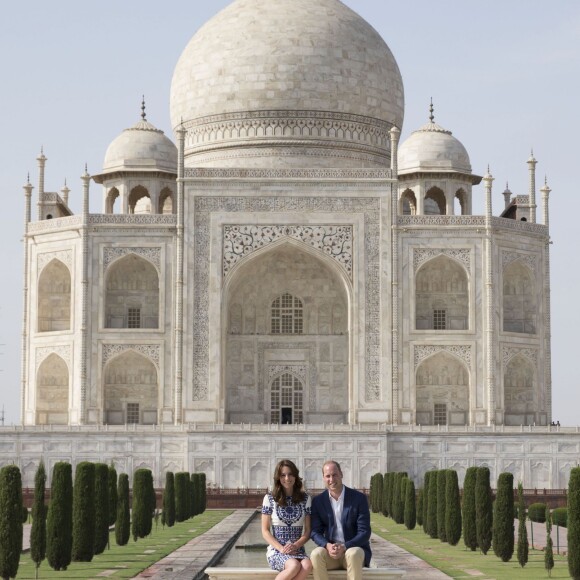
left=514, top=519, right=568, bottom=554
left=134, top=510, right=450, bottom=580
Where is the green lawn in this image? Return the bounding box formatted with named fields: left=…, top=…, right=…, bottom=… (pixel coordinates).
left=17, top=510, right=232, bottom=579
left=371, top=513, right=569, bottom=579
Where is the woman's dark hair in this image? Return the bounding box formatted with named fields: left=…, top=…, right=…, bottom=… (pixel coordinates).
left=272, top=459, right=306, bottom=506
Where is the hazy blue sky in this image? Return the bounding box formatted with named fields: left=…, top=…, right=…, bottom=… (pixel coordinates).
left=1, top=1, right=579, bottom=426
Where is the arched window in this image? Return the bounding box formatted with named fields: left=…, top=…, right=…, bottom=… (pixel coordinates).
left=128, top=186, right=151, bottom=214
left=38, top=259, right=71, bottom=332
left=271, top=373, right=304, bottom=424
left=106, top=187, right=120, bottom=214
left=400, top=189, right=417, bottom=215
left=424, top=187, right=446, bottom=215
left=159, top=187, right=174, bottom=214
left=271, top=293, right=303, bottom=334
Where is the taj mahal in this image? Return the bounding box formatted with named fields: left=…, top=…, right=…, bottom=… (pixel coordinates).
left=5, top=0, right=579, bottom=491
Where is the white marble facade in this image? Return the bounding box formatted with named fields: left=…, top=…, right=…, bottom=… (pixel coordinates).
left=12, top=0, right=568, bottom=488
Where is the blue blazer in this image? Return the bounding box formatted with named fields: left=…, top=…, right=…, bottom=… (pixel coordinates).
left=310, top=486, right=372, bottom=567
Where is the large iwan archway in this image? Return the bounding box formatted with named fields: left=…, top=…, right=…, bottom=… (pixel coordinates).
left=223, top=241, right=351, bottom=424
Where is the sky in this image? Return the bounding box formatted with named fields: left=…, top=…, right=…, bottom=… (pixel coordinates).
left=1, top=1, right=579, bottom=426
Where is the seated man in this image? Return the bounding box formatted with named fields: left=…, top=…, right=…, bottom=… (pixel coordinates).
left=310, top=460, right=371, bottom=580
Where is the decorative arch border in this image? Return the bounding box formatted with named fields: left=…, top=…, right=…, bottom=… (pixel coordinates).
left=195, top=196, right=380, bottom=402
left=103, top=247, right=161, bottom=274
left=268, top=364, right=308, bottom=383
left=502, top=251, right=537, bottom=275
left=37, top=250, right=73, bottom=275
left=502, top=345, right=538, bottom=366
left=35, top=345, right=71, bottom=372
left=101, top=343, right=160, bottom=370
left=413, top=248, right=471, bottom=275
left=414, top=344, right=472, bottom=371
left=223, top=224, right=352, bottom=280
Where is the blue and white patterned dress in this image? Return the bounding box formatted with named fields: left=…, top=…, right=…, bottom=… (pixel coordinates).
left=262, top=492, right=312, bottom=571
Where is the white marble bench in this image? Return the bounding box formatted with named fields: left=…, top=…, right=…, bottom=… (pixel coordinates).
left=205, top=568, right=405, bottom=580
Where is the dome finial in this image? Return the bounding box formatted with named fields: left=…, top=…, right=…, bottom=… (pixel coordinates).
left=429, top=98, right=435, bottom=123
left=141, top=95, right=147, bottom=121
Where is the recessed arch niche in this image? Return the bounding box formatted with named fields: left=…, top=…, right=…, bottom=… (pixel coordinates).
left=223, top=241, right=351, bottom=425
left=415, top=255, right=469, bottom=330
left=503, top=261, right=537, bottom=334
left=36, top=353, right=69, bottom=424
left=38, top=259, right=71, bottom=332
left=104, top=254, right=159, bottom=329
left=504, top=354, right=536, bottom=425
left=415, top=351, right=470, bottom=426
left=103, top=350, right=158, bottom=425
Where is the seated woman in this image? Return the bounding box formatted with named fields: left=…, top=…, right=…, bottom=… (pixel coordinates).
left=262, top=459, right=313, bottom=580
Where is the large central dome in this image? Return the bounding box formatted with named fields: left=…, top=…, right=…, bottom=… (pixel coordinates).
left=170, top=0, right=404, bottom=169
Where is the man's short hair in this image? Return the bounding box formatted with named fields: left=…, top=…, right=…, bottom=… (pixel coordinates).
left=322, top=460, right=343, bottom=475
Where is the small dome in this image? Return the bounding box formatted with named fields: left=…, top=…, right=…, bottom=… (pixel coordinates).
left=170, top=0, right=404, bottom=168
left=101, top=118, right=177, bottom=175
left=398, top=118, right=472, bottom=175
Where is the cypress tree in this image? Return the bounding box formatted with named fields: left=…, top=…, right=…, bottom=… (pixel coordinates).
left=187, top=477, right=194, bottom=519
left=94, top=463, right=110, bottom=555
left=374, top=473, right=383, bottom=513
left=163, top=472, right=176, bottom=527
left=369, top=474, right=377, bottom=512
left=568, top=466, right=580, bottom=579
left=517, top=482, right=529, bottom=568
left=445, top=469, right=462, bottom=546
left=404, top=478, right=416, bottom=530
left=386, top=473, right=395, bottom=519
left=437, top=469, right=447, bottom=542
left=492, top=472, right=514, bottom=561
left=199, top=472, right=206, bottom=513
left=0, top=465, right=23, bottom=580
left=381, top=474, right=389, bottom=517
left=394, top=472, right=407, bottom=524
left=427, top=470, right=438, bottom=538
left=416, top=488, right=423, bottom=527
left=545, top=504, right=554, bottom=577
left=46, top=462, right=73, bottom=571
left=132, top=468, right=154, bottom=541
left=475, top=467, right=492, bottom=555
left=462, top=466, right=478, bottom=551
left=175, top=472, right=189, bottom=522
left=115, top=473, right=130, bottom=546
left=30, top=460, right=47, bottom=577
left=72, top=461, right=96, bottom=562
left=108, top=463, right=118, bottom=528
left=192, top=473, right=203, bottom=516
left=422, top=471, right=431, bottom=534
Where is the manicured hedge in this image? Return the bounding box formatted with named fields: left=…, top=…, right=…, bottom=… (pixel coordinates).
left=528, top=502, right=547, bottom=523
left=462, top=467, right=478, bottom=551
left=132, top=468, right=154, bottom=541
left=552, top=507, right=567, bottom=528
left=475, top=467, right=492, bottom=555
left=94, top=463, right=110, bottom=555
left=517, top=482, right=529, bottom=568
left=427, top=470, right=438, bottom=538
left=115, top=473, right=130, bottom=546
left=436, top=469, right=447, bottom=542
left=445, top=470, right=461, bottom=546
left=404, top=478, right=416, bottom=530
left=163, top=471, right=176, bottom=527
left=0, top=465, right=24, bottom=580
left=47, top=462, right=73, bottom=571
left=30, top=461, right=47, bottom=573
left=492, top=472, right=514, bottom=562
left=72, top=462, right=96, bottom=562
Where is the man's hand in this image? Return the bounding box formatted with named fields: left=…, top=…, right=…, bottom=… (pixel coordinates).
left=326, top=542, right=346, bottom=559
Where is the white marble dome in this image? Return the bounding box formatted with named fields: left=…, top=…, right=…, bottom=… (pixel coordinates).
left=398, top=118, right=472, bottom=175
left=170, top=0, right=404, bottom=168
left=101, top=118, right=177, bottom=175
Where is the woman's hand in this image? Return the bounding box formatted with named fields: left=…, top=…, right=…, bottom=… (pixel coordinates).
left=281, top=541, right=299, bottom=554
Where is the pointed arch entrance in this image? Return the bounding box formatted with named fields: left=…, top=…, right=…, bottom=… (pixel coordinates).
left=223, top=240, right=351, bottom=424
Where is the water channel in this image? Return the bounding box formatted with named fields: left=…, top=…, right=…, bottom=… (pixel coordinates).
left=217, top=512, right=317, bottom=568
